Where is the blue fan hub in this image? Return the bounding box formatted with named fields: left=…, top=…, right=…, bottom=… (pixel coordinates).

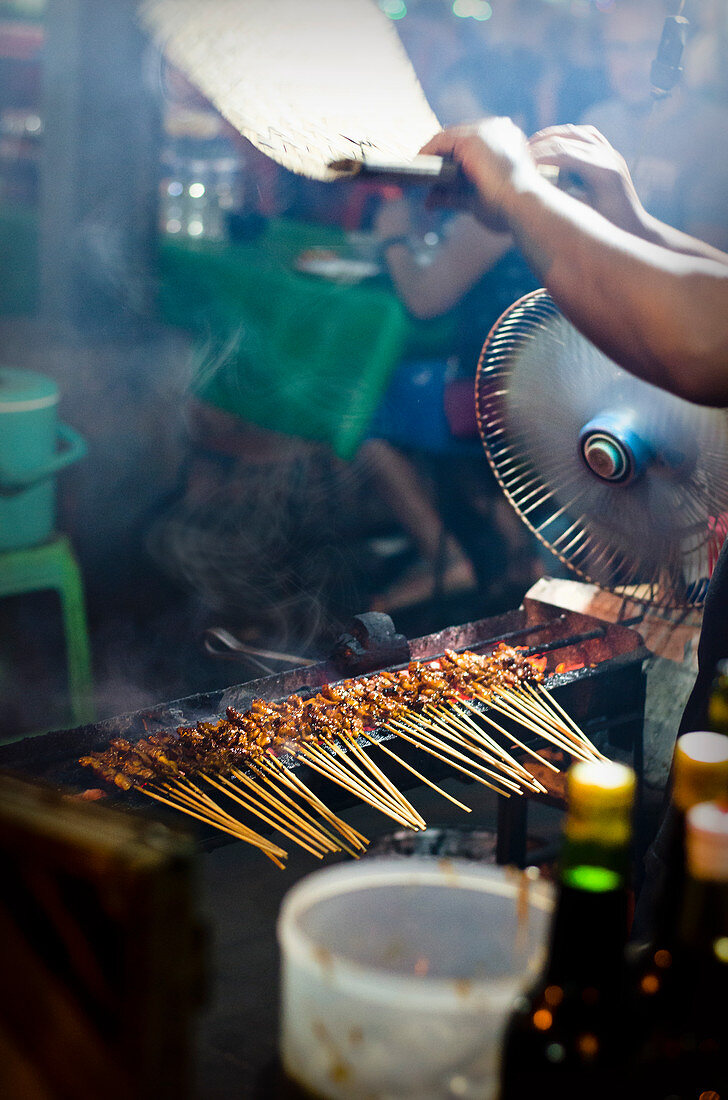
left=579, top=413, right=653, bottom=483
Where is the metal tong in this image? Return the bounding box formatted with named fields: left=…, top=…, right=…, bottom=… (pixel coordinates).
left=203, top=627, right=316, bottom=676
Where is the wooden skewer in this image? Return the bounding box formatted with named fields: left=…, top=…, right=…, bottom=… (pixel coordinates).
left=467, top=687, right=563, bottom=773
left=245, top=763, right=362, bottom=858
left=258, top=757, right=369, bottom=850
left=530, top=684, right=607, bottom=761
left=172, top=776, right=317, bottom=857
left=439, top=730, right=543, bottom=794
left=359, top=732, right=472, bottom=813
left=500, top=685, right=596, bottom=751
left=142, top=786, right=287, bottom=867
left=259, top=756, right=369, bottom=848
left=338, top=733, right=426, bottom=828
left=443, top=701, right=548, bottom=792
left=323, top=735, right=410, bottom=809
left=486, top=696, right=593, bottom=762
left=300, top=748, right=422, bottom=830
left=471, top=686, right=576, bottom=762
left=414, top=713, right=529, bottom=791
left=168, top=777, right=268, bottom=835
left=202, top=773, right=328, bottom=857
left=489, top=687, right=590, bottom=748
left=297, top=744, right=422, bottom=829
left=426, top=706, right=541, bottom=791
left=227, top=766, right=339, bottom=848
left=312, top=740, right=424, bottom=827
left=487, top=693, right=594, bottom=762
left=162, top=777, right=285, bottom=848
left=514, top=692, right=602, bottom=762
left=199, top=770, right=326, bottom=855
left=224, top=770, right=340, bottom=853
left=159, top=781, right=263, bottom=843
left=386, top=721, right=514, bottom=798
left=395, top=714, right=524, bottom=794
left=448, top=698, right=547, bottom=780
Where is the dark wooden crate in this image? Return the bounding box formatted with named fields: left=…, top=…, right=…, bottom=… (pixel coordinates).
left=0, top=772, right=205, bottom=1100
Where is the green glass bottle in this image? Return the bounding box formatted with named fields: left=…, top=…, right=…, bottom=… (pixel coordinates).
left=499, top=760, right=636, bottom=1099
left=626, top=801, right=728, bottom=1098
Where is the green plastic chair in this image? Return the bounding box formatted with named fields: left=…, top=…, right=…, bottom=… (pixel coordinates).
left=0, top=535, right=94, bottom=734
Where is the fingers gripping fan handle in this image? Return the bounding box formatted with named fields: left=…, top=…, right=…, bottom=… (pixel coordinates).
left=475, top=290, right=728, bottom=609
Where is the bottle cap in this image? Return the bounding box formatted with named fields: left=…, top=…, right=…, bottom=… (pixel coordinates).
left=672, top=731, right=728, bottom=812
left=686, top=801, right=728, bottom=881
left=567, top=760, right=636, bottom=816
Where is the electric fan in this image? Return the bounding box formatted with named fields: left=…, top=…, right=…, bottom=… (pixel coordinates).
left=475, top=290, right=728, bottom=610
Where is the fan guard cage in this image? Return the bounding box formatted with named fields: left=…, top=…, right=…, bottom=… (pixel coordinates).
left=475, top=289, right=728, bottom=610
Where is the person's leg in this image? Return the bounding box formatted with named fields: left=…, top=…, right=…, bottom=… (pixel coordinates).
left=360, top=439, right=476, bottom=611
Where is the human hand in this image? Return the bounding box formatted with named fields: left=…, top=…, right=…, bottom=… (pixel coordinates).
left=528, top=125, right=647, bottom=236
left=419, top=116, right=540, bottom=232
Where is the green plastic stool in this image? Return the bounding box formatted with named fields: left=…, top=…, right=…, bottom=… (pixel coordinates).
left=0, top=534, right=94, bottom=732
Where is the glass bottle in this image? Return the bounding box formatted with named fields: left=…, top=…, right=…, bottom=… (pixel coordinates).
left=642, top=730, right=728, bottom=960
left=625, top=801, right=728, bottom=1098
left=499, top=759, right=636, bottom=1099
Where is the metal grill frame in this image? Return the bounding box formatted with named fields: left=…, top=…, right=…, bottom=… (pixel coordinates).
left=0, top=600, right=648, bottom=852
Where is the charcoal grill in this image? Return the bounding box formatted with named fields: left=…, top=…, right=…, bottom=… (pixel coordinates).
left=0, top=598, right=649, bottom=1100
left=0, top=597, right=648, bottom=866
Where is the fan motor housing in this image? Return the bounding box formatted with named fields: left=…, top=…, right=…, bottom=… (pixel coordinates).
left=578, top=413, right=652, bottom=484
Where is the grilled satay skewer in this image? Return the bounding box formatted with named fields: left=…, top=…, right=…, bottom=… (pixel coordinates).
left=80, top=645, right=580, bottom=863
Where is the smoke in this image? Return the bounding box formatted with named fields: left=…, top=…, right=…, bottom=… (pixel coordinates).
left=145, top=446, right=376, bottom=654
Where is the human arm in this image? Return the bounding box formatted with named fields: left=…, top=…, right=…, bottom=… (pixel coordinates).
left=373, top=195, right=512, bottom=319
left=527, top=124, right=728, bottom=266
left=420, top=118, right=728, bottom=407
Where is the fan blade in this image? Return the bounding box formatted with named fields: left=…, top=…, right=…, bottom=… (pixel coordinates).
left=476, top=291, right=728, bottom=609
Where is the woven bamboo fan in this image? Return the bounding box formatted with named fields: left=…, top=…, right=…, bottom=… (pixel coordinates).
left=137, top=0, right=441, bottom=180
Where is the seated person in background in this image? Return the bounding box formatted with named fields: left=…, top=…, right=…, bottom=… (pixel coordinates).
left=582, top=0, right=728, bottom=250
left=362, top=53, right=544, bottom=615
left=363, top=189, right=541, bottom=613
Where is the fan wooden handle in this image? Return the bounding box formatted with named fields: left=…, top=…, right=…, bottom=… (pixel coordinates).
left=329, top=153, right=562, bottom=189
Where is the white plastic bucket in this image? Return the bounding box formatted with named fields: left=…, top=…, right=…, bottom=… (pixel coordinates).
left=277, top=858, right=553, bottom=1100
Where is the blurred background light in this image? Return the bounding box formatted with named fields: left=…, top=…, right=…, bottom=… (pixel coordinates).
left=378, top=0, right=408, bottom=19
left=452, top=0, right=492, bottom=21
